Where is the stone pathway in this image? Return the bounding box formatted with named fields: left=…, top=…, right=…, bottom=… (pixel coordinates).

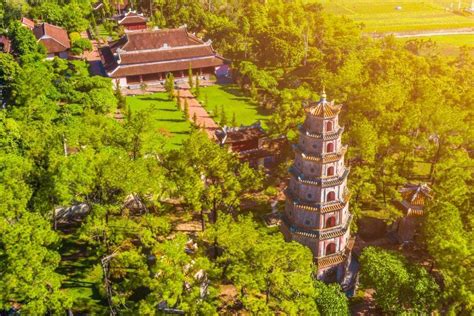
left=178, top=84, right=219, bottom=139
left=79, top=31, right=104, bottom=76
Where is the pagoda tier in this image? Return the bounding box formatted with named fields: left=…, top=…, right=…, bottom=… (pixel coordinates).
left=281, top=90, right=353, bottom=282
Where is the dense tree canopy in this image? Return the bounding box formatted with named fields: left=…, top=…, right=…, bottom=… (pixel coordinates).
left=359, top=247, right=440, bottom=314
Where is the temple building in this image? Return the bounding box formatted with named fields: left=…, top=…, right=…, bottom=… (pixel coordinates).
left=396, top=183, right=433, bottom=242
left=33, top=22, right=70, bottom=59
left=100, top=27, right=226, bottom=89
left=281, top=90, right=354, bottom=282
left=215, top=122, right=286, bottom=169
left=117, top=11, right=148, bottom=31
left=21, top=17, right=35, bottom=30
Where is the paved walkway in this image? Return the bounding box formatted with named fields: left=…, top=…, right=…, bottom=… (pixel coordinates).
left=178, top=85, right=219, bottom=139
left=371, top=27, right=474, bottom=38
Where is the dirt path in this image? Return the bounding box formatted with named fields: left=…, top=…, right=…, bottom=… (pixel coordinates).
left=178, top=84, right=219, bottom=139
left=370, top=27, right=474, bottom=38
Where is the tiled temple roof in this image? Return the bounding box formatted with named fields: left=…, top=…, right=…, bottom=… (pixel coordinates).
left=100, top=28, right=225, bottom=78
left=33, top=22, right=70, bottom=54
left=118, top=11, right=148, bottom=25
left=399, top=183, right=433, bottom=216
left=308, top=99, right=342, bottom=118
left=294, top=144, right=347, bottom=163
left=316, top=252, right=346, bottom=268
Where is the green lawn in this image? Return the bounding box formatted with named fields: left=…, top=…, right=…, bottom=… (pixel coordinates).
left=399, top=34, right=474, bottom=55
left=428, top=33, right=474, bottom=46
left=58, top=232, right=106, bottom=314
left=127, top=92, right=192, bottom=149
left=197, top=84, right=272, bottom=128
left=318, top=0, right=474, bottom=32
left=96, top=24, right=109, bottom=38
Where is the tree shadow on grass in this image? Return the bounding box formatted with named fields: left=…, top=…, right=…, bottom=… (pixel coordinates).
left=157, top=108, right=178, bottom=112
left=138, top=96, right=170, bottom=102
left=171, top=130, right=191, bottom=135
left=156, top=118, right=186, bottom=123
left=220, top=84, right=246, bottom=98
left=218, top=85, right=272, bottom=118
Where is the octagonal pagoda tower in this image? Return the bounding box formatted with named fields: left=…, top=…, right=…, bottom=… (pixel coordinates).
left=281, top=89, right=353, bottom=282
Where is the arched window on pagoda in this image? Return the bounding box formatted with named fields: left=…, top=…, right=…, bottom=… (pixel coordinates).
left=327, top=166, right=334, bottom=176
left=326, top=142, right=334, bottom=153
left=326, top=191, right=336, bottom=202
left=326, top=121, right=333, bottom=132
left=325, top=216, right=336, bottom=228
left=325, top=243, right=336, bottom=255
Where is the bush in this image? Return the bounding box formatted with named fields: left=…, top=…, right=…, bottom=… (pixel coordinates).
left=69, top=32, right=81, bottom=43
left=71, top=38, right=92, bottom=55
left=264, top=186, right=278, bottom=197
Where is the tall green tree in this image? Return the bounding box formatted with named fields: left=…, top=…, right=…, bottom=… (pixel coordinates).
left=168, top=131, right=262, bottom=226
left=359, top=246, right=440, bottom=314
left=423, top=200, right=473, bottom=313
left=165, top=73, right=175, bottom=100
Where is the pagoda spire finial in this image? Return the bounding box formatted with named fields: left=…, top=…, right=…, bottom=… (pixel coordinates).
left=321, top=85, right=327, bottom=102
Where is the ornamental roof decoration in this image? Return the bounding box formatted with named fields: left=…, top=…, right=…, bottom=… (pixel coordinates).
left=307, top=88, right=343, bottom=118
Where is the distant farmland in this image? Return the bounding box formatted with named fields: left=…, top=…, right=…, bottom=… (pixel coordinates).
left=319, top=0, right=473, bottom=33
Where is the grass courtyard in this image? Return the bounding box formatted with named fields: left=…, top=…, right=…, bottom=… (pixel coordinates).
left=319, top=0, right=474, bottom=33
left=197, top=84, right=272, bottom=128
left=127, top=92, right=192, bottom=149
left=398, top=34, right=474, bottom=55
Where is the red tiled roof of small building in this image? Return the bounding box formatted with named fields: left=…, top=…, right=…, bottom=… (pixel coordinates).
left=33, top=22, right=70, bottom=54
left=0, top=36, right=11, bottom=53
left=100, top=28, right=225, bottom=78
left=118, top=11, right=148, bottom=25
left=216, top=123, right=266, bottom=146
left=400, top=183, right=433, bottom=207
left=21, top=17, right=35, bottom=30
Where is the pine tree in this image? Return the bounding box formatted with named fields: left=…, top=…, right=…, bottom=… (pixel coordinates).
left=250, top=81, right=258, bottom=101
left=220, top=105, right=227, bottom=126
left=232, top=112, right=237, bottom=126
left=192, top=112, right=197, bottom=125
left=115, top=86, right=126, bottom=109
left=188, top=64, right=193, bottom=89
left=195, top=75, right=200, bottom=97
left=176, top=90, right=181, bottom=110
left=213, top=103, right=219, bottom=119
left=184, top=98, right=189, bottom=120
left=165, top=73, right=175, bottom=100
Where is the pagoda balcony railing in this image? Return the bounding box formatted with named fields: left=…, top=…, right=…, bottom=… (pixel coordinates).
left=289, top=166, right=349, bottom=188
left=299, top=125, right=344, bottom=141
left=283, top=214, right=352, bottom=240
left=294, top=144, right=347, bottom=163
left=285, top=189, right=350, bottom=214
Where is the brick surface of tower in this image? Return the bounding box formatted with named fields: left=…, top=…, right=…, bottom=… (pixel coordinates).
left=281, top=90, right=353, bottom=282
